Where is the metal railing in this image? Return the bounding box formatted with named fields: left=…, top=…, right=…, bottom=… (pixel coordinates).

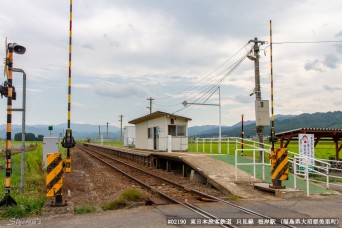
left=234, top=148, right=269, bottom=182
left=193, top=136, right=342, bottom=196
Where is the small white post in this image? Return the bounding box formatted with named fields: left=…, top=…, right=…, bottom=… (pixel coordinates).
left=306, top=158, right=310, bottom=197
left=326, top=164, right=330, bottom=189
left=196, top=138, right=198, bottom=152
left=210, top=138, right=212, bottom=154
left=294, top=156, right=297, bottom=190
left=235, top=149, right=238, bottom=181
left=262, top=150, right=265, bottom=181
left=253, top=149, right=256, bottom=180
left=227, top=138, right=229, bottom=155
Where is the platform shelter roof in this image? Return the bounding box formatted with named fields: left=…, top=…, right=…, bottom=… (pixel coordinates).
left=275, top=128, right=342, bottom=160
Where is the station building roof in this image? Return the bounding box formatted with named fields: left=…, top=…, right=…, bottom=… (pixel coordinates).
left=128, top=111, right=192, bottom=125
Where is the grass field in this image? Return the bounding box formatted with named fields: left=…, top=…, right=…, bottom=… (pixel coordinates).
left=187, top=139, right=339, bottom=160
left=89, top=139, right=123, bottom=148
left=89, top=137, right=339, bottom=160
left=0, top=142, right=46, bottom=218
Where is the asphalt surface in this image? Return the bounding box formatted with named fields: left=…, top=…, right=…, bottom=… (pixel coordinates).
left=0, top=194, right=341, bottom=228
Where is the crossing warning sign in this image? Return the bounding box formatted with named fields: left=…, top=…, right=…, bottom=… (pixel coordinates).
left=46, top=153, right=64, bottom=197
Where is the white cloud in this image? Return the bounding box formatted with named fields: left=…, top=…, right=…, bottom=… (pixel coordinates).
left=93, top=81, right=148, bottom=98
left=1, top=0, right=342, bottom=127
left=304, top=59, right=323, bottom=72
left=74, top=83, right=90, bottom=88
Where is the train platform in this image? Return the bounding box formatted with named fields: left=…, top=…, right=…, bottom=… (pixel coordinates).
left=210, top=155, right=338, bottom=196
left=84, top=143, right=336, bottom=199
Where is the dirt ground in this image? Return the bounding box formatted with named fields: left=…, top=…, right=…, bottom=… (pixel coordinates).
left=63, top=147, right=145, bottom=210
left=62, top=146, right=229, bottom=211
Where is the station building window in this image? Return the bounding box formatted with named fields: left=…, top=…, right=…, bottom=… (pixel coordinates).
left=168, top=125, right=185, bottom=136
left=148, top=127, right=153, bottom=139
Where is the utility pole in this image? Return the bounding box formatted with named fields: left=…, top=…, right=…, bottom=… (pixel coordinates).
left=147, top=97, right=154, bottom=114
left=106, top=122, right=109, bottom=142
left=98, top=125, right=101, bottom=141
left=248, top=37, right=266, bottom=161
left=119, top=115, right=123, bottom=146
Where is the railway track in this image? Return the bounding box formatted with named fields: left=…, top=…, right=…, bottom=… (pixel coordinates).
left=77, top=144, right=295, bottom=228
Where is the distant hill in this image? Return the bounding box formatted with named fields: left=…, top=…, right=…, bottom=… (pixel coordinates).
left=0, top=123, right=120, bottom=140
left=188, top=125, right=217, bottom=136
left=2, top=111, right=342, bottom=140
left=188, top=111, right=342, bottom=137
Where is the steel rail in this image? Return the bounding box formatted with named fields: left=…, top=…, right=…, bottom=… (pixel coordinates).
left=78, top=145, right=195, bottom=192
left=79, top=144, right=294, bottom=228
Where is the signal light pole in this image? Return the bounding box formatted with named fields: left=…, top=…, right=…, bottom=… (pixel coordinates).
left=0, top=41, right=26, bottom=207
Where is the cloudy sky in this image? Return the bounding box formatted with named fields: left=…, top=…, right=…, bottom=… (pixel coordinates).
left=1, top=0, right=342, bottom=129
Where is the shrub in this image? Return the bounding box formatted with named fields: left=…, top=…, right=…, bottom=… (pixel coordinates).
left=75, top=204, right=96, bottom=214
left=102, top=198, right=128, bottom=211
left=119, top=188, right=145, bottom=202
left=102, top=188, right=146, bottom=211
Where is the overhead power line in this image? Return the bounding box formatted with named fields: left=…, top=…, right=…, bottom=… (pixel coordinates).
left=154, top=42, right=251, bottom=100
left=172, top=49, right=250, bottom=115
left=273, top=40, right=342, bottom=44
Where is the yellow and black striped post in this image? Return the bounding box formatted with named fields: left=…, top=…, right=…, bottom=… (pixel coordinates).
left=241, top=114, right=244, bottom=155
left=0, top=45, right=17, bottom=207
left=66, top=0, right=73, bottom=172
left=269, top=20, right=278, bottom=148
left=270, top=148, right=289, bottom=189
left=62, top=0, right=76, bottom=172
left=268, top=20, right=288, bottom=189
left=0, top=42, right=25, bottom=207
left=46, top=153, right=65, bottom=205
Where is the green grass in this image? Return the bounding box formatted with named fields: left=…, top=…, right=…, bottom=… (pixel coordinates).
left=89, top=139, right=124, bottom=148
left=74, top=204, right=96, bottom=214
left=102, top=198, right=128, bottom=211
left=119, top=188, right=146, bottom=202
left=102, top=188, right=146, bottom=211
left=0, top=142, right=46, bottom=218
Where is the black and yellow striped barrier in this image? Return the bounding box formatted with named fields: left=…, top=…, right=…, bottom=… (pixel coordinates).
left=46, top=153, right=64, bottom=203
left=270, top=148, right=289, bottom=188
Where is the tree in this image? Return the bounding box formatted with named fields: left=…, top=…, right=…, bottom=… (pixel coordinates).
left=14, top=133, right=37, bottom=141
left=14, top=133, right=22, bottom=141
left=37, top=135, right=44, bottom=141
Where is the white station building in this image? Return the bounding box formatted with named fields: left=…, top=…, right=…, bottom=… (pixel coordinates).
left=128, top=111, right=191, bottom=152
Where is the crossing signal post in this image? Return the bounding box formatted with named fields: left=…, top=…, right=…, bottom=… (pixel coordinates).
left=0, top=41, right=26, bottom=207
left=46, top=0, right=75, bottom=207
left=268, top=20, right=289, bottom=189
left=62, top=0, right=75, bottom=174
